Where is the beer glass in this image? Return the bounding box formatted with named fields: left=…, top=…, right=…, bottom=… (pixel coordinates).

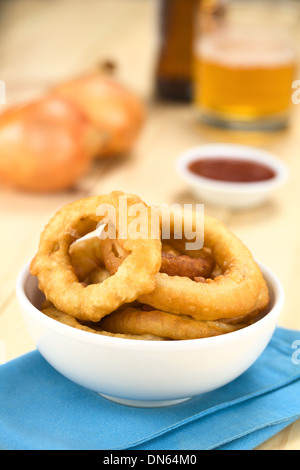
left=194, top=0, right=299, bottom=130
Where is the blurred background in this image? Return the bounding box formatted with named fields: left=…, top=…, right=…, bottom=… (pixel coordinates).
left=1, top=0, right=300, bottom=448
left=0, top=0, right=157, bottom=104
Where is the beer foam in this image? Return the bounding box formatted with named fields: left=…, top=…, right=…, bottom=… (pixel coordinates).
left=197, top=29, right=296, bottom=68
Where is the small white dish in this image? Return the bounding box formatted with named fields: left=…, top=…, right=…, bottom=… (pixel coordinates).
left=176, top=144, right=289, bottom=209
left=16, top=260, right=284, bottom=408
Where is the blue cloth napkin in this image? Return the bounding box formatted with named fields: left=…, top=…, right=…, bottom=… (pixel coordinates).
left=1, top=327, right=300, bottom=450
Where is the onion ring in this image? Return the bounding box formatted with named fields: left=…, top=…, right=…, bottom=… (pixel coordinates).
left=99, top=306, right=246, bottom=340
left=42, top=304, right=166, bottom=341
left=30, top=191, right=161, bottom=321
left=138, top=209, right=269, bottom=320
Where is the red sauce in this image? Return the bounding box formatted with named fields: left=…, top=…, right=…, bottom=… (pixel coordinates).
left=188, top=158, right=276, bottom=183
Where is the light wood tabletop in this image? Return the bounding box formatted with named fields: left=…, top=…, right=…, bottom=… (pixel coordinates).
left=0, top=0, right=299, bottom=450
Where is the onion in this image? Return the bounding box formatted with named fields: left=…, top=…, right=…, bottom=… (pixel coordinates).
left=54, top=70, right=145, bottom=158
left=0, top=96, right=98, bottom=192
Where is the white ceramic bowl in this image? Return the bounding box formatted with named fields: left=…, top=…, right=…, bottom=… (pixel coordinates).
left=176, top=144, right=289, bottom=209
left=16, top=261, right=284, bottom=408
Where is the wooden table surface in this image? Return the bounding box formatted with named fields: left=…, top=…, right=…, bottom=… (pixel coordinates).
left=0, top=0, right=300, bottom=450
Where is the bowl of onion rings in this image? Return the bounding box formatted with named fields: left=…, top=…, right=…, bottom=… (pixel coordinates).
left=16, top=191, right=284, bottom=407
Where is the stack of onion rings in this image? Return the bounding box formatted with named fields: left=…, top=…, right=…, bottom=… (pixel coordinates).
left=31, top=192, right=270, bottom=340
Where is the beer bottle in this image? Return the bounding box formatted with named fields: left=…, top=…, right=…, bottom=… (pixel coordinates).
left=155, top=0, right=197, bottom=102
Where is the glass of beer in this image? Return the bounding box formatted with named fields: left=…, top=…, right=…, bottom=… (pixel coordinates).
left=194, top=0, right=299, bottom=130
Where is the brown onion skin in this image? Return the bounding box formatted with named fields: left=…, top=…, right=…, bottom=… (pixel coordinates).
left=0, top=96, right=96, bottom=192
left=55, top=72, right=145, bottom=158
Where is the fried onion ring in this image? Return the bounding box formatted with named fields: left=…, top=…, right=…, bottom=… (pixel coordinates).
left=138, top=208, right=269, bottom=320
left=42, top=304, right=166, bottom=341
left=30, top=191, right=161, bottom=321
left=99, top=306, right=246, bottom=340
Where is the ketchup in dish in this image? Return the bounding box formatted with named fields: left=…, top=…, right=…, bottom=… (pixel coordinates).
left=188, top=158, right=276, bottom=183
